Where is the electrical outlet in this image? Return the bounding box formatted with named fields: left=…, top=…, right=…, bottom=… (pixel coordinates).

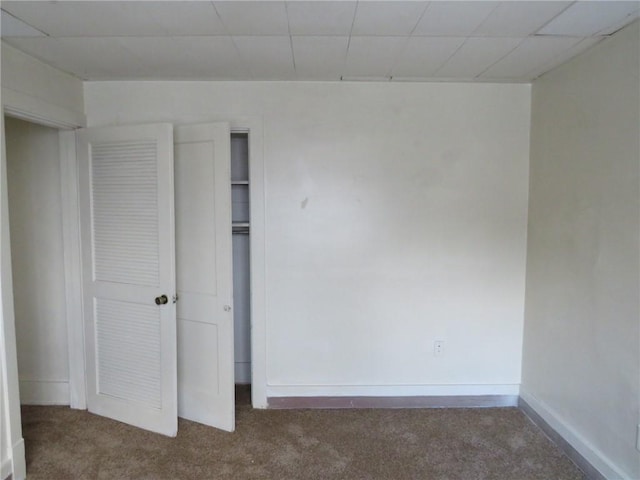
left=434, top=340, right=444, bottom=357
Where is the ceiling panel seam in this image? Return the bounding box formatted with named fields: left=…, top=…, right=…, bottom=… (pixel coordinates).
left=475, top=38, right=527, bottom=80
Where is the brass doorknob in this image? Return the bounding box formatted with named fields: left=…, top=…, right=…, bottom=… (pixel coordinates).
left=155, top=295, right=169, bottom=305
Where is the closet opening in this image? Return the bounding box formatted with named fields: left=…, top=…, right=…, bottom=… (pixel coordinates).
left=231, top=133, right=251, bottom=405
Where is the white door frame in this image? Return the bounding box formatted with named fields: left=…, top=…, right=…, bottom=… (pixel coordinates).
left=59, top=131, right=86, bottom=409
left=230, top=118, right=267, bottom=409
left=1, top=96, right=85, bottom=480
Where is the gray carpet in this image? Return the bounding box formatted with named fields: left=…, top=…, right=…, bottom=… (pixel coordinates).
left=21, top=390, right=585, bottom=479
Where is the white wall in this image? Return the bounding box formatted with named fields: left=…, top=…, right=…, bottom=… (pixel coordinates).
left=522, top=21, right=639, bottom=480
left=4, top=117, right=69, bottom=405
left=85, top=81, right=531, bottom=399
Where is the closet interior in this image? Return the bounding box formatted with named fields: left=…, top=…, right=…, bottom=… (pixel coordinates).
left=231, top=133, right=251, bottom=386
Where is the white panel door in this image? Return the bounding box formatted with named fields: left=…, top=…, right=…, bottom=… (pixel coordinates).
left=174, top=123, right=234, bottom=431
left=77, top=124, right=177, bottom=437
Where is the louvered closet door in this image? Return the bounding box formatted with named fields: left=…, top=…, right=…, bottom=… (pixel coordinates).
left=77, top=124, right=177, bottom=437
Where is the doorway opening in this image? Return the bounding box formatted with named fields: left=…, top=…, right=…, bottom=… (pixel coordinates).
left=231, top=133, right=251, bottom=406
left=3, top=116, right=69, bottom=408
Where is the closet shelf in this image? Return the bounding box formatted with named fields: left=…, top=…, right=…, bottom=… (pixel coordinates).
left=231, top=180, right=249, bottom=185
left=232, top=222, right=250, bottom=235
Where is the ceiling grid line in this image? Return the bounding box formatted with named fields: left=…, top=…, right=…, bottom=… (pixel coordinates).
left=284, top=1, right=297, bottom=77
left=340, top=0, right=360, bottom=80
left=523, top=36, right=599, bottom=80
left=388, top=1, right=432, bottom=80
left=474, top=37, right=527, bottom=80
left=533, top=1, right=578, bottom=36
left=210, top=1, right=254, bottom=80
left=1, top=9, right=49, bottom=37
left=430, top=36, right=468, bottom=78
left=345, top=0, right=359, bottom=55
left=409, top=1, right=432, bottom=37
left=469, top=2, right=502, bottom=37
left=430, top=2, right=505, bottom=78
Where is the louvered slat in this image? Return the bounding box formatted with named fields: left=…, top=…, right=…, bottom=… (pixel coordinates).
left=91, top=142, right=160, bottom=287
left=96, top=298, right=162, bottom=408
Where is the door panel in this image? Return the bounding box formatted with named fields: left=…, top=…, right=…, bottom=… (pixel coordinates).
left=77, top=124, right=177, bottom=436
left=95, top=298, right=162, bottom=407
left=175, top=123, right=234, bottom=431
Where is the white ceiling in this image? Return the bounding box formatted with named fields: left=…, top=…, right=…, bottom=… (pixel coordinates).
left=1, top=1, right=638, bottom=82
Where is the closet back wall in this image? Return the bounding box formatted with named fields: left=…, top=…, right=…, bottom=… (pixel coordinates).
left=5, top=116, right=69, bottom=405
left=84, top=81, right=531, bottom=398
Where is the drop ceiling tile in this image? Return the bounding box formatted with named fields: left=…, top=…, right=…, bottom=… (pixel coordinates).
left=119, top=37, right=251, bottom=80
left=145, top=2, right=228, bottom=35
left=537, top=1, right=639, bottom=37
left=351, top=1, right=428, bottom=36
left=473, top=1, right=572, bottom=37
left=3, top=37, right=141, bottom=79
left=1, top=9, right=46, bottom=37
left=286, top=1, right=356, bottom=35
left=392, top=37, right=466, bottom=78
left=596, top=7, right=640, bottom=35
left=1, top=1, right=226, bottom=37
left=526, top=37, right=602, bottom=79
left=232, top=36, right=295, bottom=79
left=414, top=1, right=499, bottom=36
left=214, top=1, right=289, bottom=35
left=435, top=37, right=522, bottom=78
left=292, top=36, right=348, bottom=80
left=344, top=36, right=407, bottom=77
left=480, top=36, right=582, bottom=79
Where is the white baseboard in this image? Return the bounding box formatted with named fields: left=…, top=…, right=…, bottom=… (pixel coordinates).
left=269, top=394, right=518, bottom=409
left=1, top=458, right=11, bottom=480
left=267, top=383, right=520, bottom=398
left=2, top=439, right=25, bottom=480
left=19, top=379, right=69, bottom=405
left=266, top=384, right=520, bottom=409
left=519, top=390, right=629, bottom=480
left=11, top=439, right=25, bottom=480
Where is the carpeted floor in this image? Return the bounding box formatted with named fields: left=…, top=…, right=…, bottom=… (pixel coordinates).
left=20, top=388, right=585, bottom=480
